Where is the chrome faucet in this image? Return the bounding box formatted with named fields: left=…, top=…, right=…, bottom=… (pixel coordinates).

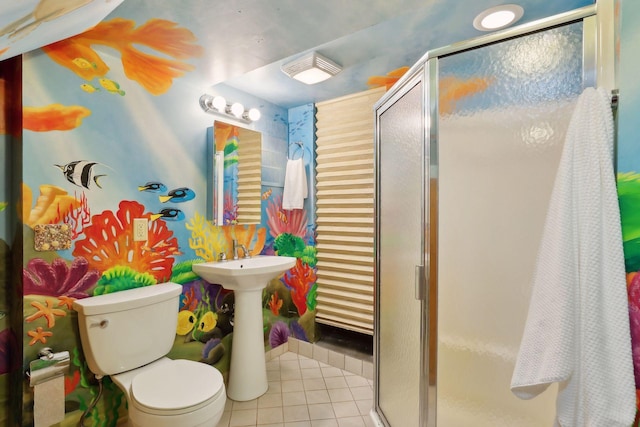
left=232, top=239, right=250, bottom=260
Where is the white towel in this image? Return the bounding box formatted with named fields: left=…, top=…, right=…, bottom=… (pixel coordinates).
left=510, top=87, right=636, bottom=426
left=282, top=158, right=308, bottom=210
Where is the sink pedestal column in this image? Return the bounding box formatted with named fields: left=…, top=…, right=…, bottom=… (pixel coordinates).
left=227, top=288, right=268, bottom=401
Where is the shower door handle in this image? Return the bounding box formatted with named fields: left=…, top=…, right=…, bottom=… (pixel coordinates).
left=415, top=264, right=426, bottom=301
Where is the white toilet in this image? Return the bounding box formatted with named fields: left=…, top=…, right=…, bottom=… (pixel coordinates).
left=73, top=282, right=226, bottom=427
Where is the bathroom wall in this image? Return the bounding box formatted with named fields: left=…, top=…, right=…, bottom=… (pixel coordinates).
left=617, top=0, right=640, bottom=420
left=11, top=5, right=317, bottom=427
left=2, top=1, right=640, bottom=426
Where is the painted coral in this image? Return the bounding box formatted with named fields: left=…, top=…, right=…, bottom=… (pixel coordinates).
left=186, top=211, right=227, bottom=261
left=273, top=233, right=317, bottom=266
left=73, top=200, right=178, bottom=282
left=223, top=225, right=266, bottom=258
left=266, top=195, right=309, bottom=239
left=282, top=258, right=317, bottom=316
left=23, top=256, right=99, bottom=298
left=92, top=265, right=156, bottom=295
left=268, top=293, right=283, bottom=316
left=22, top=184, right=82, bottom=227
left=43, top=18, right=204, bottom=95
left=59, top=191, right=91, bottom=240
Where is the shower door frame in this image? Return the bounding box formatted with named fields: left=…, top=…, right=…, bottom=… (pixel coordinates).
left=373, top=1, right=615, bottom=426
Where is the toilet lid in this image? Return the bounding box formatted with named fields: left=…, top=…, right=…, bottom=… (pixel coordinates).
left=131, top=359, right=223, bottom=411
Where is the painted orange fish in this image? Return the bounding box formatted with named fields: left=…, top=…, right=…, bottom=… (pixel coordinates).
left=367, top=66, right=410, bottom=90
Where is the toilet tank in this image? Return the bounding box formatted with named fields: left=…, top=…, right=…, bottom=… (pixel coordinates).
left=73, top=282, right=182, bottom=376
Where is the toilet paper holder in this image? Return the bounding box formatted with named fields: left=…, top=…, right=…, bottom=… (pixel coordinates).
left=26, top=347, right=70, bottom=387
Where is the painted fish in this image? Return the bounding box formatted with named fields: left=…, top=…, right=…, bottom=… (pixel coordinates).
left=262, top=189, right=272, bottom=200
left=277, top=209, right=288, bottom=224
left=80, top=83, right=100, bottom=93
left=150, top=208, right=185, bottom=222
left=138, top=182, right=167, bottom=193
left=55, top=160, right=106, bottom=189
left=159, top=187, right=195, bottom=203
left=99, top=78, right=125, bottom=96
left=72, top=57, right=97, bottom=70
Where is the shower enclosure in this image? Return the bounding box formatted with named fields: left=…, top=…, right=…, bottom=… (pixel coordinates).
left=373, top=3, right=615, bottom=426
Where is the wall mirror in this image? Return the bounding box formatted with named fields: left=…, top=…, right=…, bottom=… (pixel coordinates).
left=209, top=121, right=262, bottom=225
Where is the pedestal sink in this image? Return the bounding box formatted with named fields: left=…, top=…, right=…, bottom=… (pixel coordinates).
left=192, top=255, right=296, bottom=401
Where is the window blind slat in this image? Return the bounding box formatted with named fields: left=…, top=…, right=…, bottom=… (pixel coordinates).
left=236, top=127, right=261, bottom=224
left=314, top=87, right=385, bottom=336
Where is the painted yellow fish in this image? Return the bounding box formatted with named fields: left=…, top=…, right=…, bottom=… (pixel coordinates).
left=99, top=78, right=125, bottom=96
left=72, top=57, right=96, bottom=70
left=80, top=83, right=100, bottom=93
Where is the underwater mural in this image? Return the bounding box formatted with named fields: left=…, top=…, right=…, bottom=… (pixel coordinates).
left=15, top=5, right=313, bottom=425
left=8, top=0, right=639, bottom=426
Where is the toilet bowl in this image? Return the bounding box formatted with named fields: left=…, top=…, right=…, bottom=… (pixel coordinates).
left=112, top=358, right=226, bottom=427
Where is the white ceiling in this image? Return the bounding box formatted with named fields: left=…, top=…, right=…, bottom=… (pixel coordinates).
left=1, top=0, right=594, bottom=108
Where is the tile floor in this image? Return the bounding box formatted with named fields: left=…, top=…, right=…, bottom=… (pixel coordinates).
left=217, top=351, right=376, bottom=427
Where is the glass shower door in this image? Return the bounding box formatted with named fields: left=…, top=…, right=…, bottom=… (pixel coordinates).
left=376, top=76, right=425, bottom=426
left=436, top=22, right=585, bottom=426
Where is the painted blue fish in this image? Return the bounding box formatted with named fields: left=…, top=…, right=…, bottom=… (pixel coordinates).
left=55, top=160, right=106, bottom=189
left=159, top=187, right=195, bottom=203
left=138, top=182, right=167, bottom=193
left=150, top=208, right=185, bottom=222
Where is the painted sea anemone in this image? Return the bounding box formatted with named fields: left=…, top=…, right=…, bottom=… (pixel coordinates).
left=269, top=321, right=290, bottom=349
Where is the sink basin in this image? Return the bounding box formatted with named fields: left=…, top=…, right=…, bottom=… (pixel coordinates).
left=192, top=254, right=297, bottom=401
left=192, top=255, right=296, bottom=291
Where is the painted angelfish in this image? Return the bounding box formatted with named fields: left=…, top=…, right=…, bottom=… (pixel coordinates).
left=55, top=160, right=106, bottom=189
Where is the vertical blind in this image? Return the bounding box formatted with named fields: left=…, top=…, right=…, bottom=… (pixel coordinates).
left=237, top=129, right=262, bottom=224
left=314, top=87, right=385, bottom=335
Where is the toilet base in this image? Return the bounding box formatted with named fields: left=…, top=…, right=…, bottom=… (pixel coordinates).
left=127, top=391, right=225, bottom=427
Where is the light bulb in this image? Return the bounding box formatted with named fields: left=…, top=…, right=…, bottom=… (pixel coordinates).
left=212, top=96, right=226, bottom=111
left=230, top=102, right=244, bottom=118
left=247, top=108, right=261, bottom=121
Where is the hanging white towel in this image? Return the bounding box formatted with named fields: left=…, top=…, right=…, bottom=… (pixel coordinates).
left=510, top=87, right=636, bottom=427
left=282, top=158, right=308, bottom=210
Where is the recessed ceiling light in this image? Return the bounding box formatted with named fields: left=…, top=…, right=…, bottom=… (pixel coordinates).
left=473, top=4, right=524, bottom=31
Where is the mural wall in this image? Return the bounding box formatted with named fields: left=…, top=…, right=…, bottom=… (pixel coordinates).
left=618, top=0, right=640, bottom=420
left=3, top=0, right=640, bottom=425
left=12, top=6, right=318, bottom=427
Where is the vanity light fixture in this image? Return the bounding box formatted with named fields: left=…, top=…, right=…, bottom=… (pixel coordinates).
left=281, top=51, right=342, bottom=85
left=473, top=4, right=524, bottom=31
left=199, top=94, right=261, bottom=123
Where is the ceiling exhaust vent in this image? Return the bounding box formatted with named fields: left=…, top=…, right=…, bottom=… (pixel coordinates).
left=281, top=52, right=342, bottom=85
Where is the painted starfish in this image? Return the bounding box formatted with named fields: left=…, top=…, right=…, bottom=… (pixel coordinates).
left=27, top=327, right=53, bottom=345
left=57, top=295, right=76, bottom=310
left=26, top=299, right=67, bottom=328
